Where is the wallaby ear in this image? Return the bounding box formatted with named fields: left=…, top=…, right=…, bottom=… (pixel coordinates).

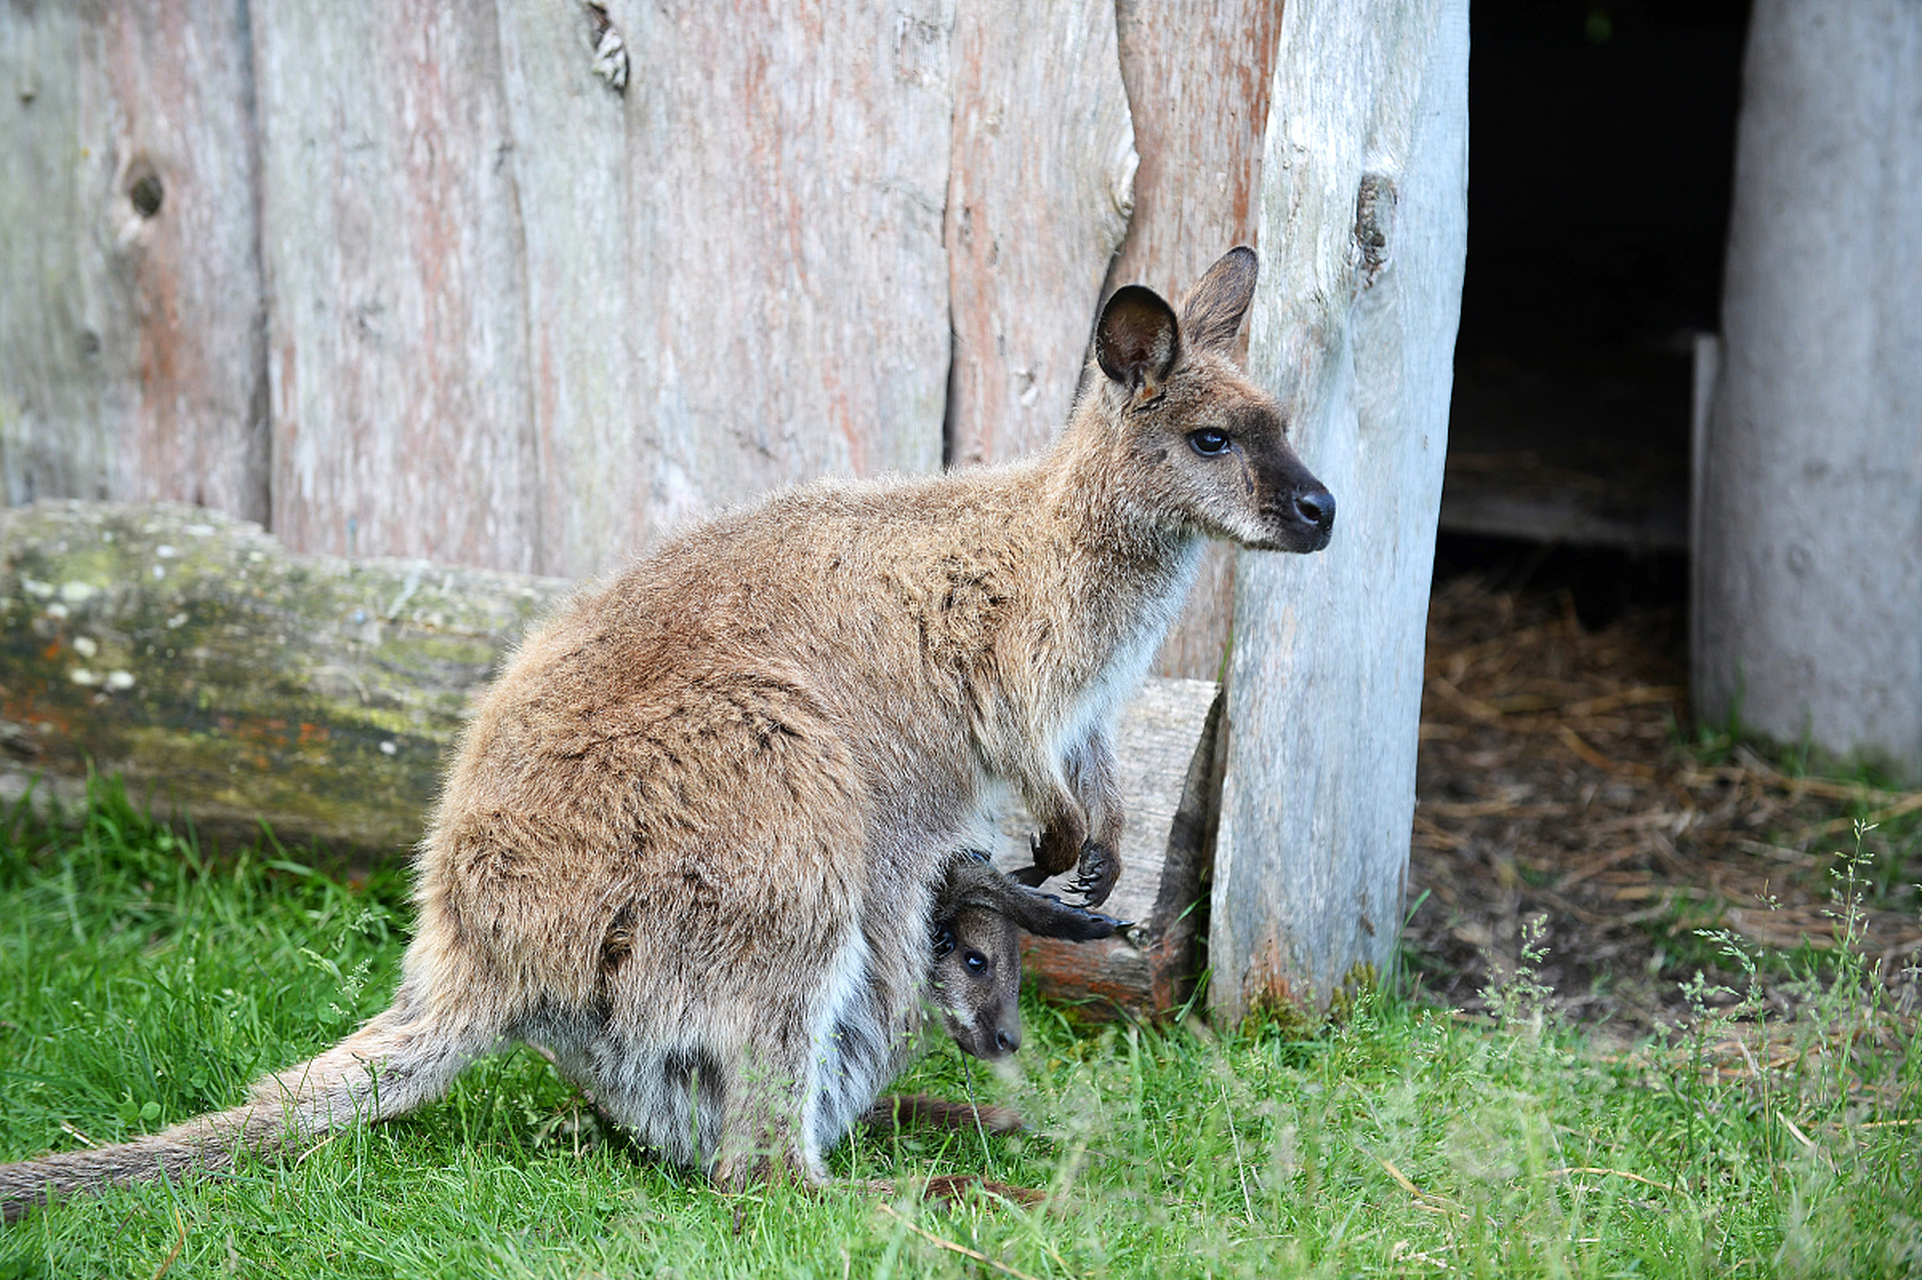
left=1178, top=246, right=1259, bottom=356
left=1095, top=285, right=1181, bottom=391
left=934, top=858, right=1001, bottom=922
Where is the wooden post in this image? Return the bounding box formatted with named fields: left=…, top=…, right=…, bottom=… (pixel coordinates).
left=1693, top=0, right=1922, bottom=783
left=1212, top=0, right=1468, bottom=1022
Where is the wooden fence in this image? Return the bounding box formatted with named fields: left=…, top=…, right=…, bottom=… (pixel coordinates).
left=1, top=0, right=1291, bottom=679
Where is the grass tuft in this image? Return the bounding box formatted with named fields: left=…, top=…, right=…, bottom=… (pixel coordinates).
left=1, top=778, right=1917, bottom=1276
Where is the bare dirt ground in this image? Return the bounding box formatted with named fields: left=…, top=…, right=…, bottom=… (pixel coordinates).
left=1405, top=551, right=1922, bottom=1045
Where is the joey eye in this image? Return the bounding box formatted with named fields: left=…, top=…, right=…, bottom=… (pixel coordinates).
left=963, top=951, right=988, bottom=974
left=1188, top=428, right=1232, bottom=456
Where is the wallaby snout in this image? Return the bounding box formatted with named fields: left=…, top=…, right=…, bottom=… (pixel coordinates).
left=1252, top=442, right=1336, bottom=553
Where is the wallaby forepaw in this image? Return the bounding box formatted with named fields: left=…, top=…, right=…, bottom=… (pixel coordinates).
left=1069, top=840, right=1119, bottom=908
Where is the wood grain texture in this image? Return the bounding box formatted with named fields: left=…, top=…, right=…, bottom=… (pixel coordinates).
left=252, top=1, right=542, bottom=571
left=0, top=500, right=570, bottom=859
left=0, top=0, right=267, bottom=522
left=1109, top=0, right=1283, bottom=681
left=994, top=678, right=1222, bottom=1015
left=500, top=0, right=955, bottom=578
left=1214, top=0, right=1468, bottom=1022
left=1693, top=0, right=1922, bottom=782
left=944, top=0, right=1135, bottom=465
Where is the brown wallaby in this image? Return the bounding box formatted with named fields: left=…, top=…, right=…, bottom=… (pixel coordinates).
left=0, top=245, right=1332, bottom=1215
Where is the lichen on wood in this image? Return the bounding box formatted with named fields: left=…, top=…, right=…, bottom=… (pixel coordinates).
left=0, top=500, right=570, bottom=858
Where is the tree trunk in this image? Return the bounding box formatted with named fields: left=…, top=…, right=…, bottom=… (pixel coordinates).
left=1693, top=0, right=1922, bottom=783
left=1212, top=0, right=1468, bottom=1022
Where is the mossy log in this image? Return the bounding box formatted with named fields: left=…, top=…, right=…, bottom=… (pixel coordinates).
left=0, top=500, right=571, bottom=858
left=1, top=500, right=1221, bottom=1016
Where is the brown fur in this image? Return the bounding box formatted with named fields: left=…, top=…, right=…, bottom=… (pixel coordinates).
left=0, top=248, right=1331, bottom=1219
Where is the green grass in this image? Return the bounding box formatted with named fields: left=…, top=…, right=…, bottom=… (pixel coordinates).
left=2, top=782, right=1918, bottom=1278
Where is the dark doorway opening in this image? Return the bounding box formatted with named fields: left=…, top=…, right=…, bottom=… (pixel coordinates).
left=1441, top=1, right=1750, bottom=567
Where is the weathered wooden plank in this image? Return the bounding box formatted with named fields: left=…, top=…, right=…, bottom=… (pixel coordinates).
left=944, top=0, right=1135, bottom=464
left=993, top=678, right=1222, bottom=1016
left=251, top=2, right=541, bottom=571
left=1693, top=0, right=1922, bottom=783
left=489, top=1, right=638, bottom=577
left=0, top=0, right=267, bottom=522
left=1110, top=0, right=1284, bottom=681
left=1, top=500, right=1218, bottom=1013
left=0, top=501, right=569, bottom=858
left=1215, top=0, right=1468, bottom=1021
left=490, top=0, right=955, bottom=579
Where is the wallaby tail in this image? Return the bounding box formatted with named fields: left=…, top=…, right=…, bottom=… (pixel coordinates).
left=0, top=992, right=496, bottom=1223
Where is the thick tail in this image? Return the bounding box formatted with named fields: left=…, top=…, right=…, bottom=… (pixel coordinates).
left=1, top=992, right=496, bottom=1222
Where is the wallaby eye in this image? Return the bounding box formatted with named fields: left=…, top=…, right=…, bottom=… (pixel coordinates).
left=963, top=951, right=988, bottom=974
left=1188, top=428, right=1232, bottom=456
left=932, top=926, right=955, bottom=959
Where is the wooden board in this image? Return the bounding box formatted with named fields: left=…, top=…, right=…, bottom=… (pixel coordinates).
left=1109, top=0, right=1284, bottom=681
left=993, top=678, right=1222, bottom=1016
left=495, top=0, right=956, bottom=578
left=944, top=0, right=1136, bottom=464
left=249, top=0, right=959, bottom=580
left=0, top=0, right=268, bottom=522
left=250, top=3, right=542, bottom=571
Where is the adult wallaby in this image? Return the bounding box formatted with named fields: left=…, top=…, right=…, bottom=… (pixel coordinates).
left=1, top=245, right=1332, bottom=1214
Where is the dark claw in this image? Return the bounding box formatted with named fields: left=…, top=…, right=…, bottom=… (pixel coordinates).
left=1070, top=840, right=1119, bottom=909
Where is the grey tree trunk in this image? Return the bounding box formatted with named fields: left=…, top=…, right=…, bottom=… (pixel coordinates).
left=1212, top=0, right=1468, bottom=1022
left=1693, top=0, right=1922, bottom=783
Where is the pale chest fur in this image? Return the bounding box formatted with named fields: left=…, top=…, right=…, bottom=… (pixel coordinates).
left=1045, top=535, right=1205, bottom=763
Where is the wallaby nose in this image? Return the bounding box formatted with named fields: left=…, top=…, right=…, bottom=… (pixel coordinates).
left=995, top=1027, right=1021, bottom=1055
left=1294, top=487, right=1336, bottom=531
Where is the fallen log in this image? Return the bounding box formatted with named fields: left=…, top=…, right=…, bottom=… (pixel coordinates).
left=0, top=500, right=1221, bottom=1016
